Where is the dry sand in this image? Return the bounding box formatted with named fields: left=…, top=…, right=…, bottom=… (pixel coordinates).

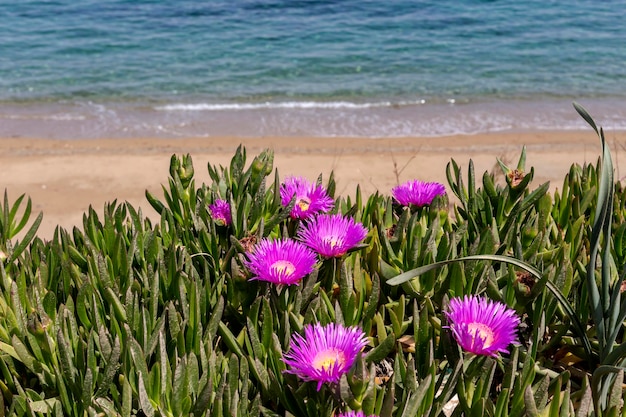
left=2, top=130, right=626, bottom=240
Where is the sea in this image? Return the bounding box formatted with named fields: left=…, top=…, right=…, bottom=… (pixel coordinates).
left=1, top=0, right=626, bottom=139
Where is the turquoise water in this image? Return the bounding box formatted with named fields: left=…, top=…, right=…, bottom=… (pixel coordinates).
left=1, top=0, right=626, bottom=138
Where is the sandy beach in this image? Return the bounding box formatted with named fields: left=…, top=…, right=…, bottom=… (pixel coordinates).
left=2, top=130, right=625, bottom=240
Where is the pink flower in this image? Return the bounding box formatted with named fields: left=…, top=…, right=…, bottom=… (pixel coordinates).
left=244, top=239, right=317, bottom=286
left=298, top=214, right=367, bottom=258
left=208, top=199, right=232, bottom=226
left=392, top=180, right=446, bottom=207
left=283, top=323, right=368, bottom=391
left=445, top=295, right=520, bottom=357
left=280, top=176, right=334, bottom=219
left=336, top=412, right=378, bottom=417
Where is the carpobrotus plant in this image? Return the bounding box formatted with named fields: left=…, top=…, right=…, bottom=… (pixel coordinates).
left=208, top=198, right=232, bottom=225
left=392, top=179, right=446, bottom=207
left=297, top=213, right=367, bottom=258
left=281, top=175, right=334, bottom=219
left=244, top=238, right=318, bottom=285
left=445, top=295, right=520, bottom=357
left=282, top=323, right=368, bottom=391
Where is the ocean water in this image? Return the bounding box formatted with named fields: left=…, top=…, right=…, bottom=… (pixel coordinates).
left=1, top=0, right=626, bottom=139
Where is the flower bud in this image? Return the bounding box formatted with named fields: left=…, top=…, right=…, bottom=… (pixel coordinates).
left=507, top=168, right=526, bottom=189
left=170, top=154, right=195, bottom=188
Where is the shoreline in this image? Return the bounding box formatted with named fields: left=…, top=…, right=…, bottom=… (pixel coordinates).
left=2, top=131, right=625, bottom=240
left=3, top=97, right=626, bottom=140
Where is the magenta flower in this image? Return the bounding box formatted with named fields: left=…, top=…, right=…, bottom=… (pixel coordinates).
left=392, top=180, right=446, bottom=207
left=298, top=214, right=368, bottom=258
left=280, top=176, right=334, bottom=219
left=336, top=412, right=378, bottom=417
left=244, top=239, right=317, bottom=285
left=283, top=323, right=368, bottom=391
left=208, top=199, right=232, bottom=226
left=445, top=295, right=520, bottom=357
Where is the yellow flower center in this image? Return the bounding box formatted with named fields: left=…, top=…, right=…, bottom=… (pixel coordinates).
left=312, top=348, right=346, bottom=372
left=271, top=260, right=296, bottom=276
left=323, top=236, right=342, bottom=249
left=467, top=322, right=495, bottom=348
left=297, top=197, right=311, bottom=212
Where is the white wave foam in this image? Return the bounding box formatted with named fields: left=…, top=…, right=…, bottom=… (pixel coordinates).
left=0, top=113, right=86, bottom=121
left=3, top=98, right=625, bottom=139
left=155, top=100, right=427, bottom=111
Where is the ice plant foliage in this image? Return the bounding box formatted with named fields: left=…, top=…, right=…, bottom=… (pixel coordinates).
left=392, top=179, right=446, bottom=207
left=245, top=238, right=317, bottom=285
left=208, top=198, right=232, bottom=226
left=445, top=295, right=520, bottom=357
left=298, top=213, right=368, bottom=258
left=283, top=323, right=368, bottom=391
left=280, top=176, right=334, bottom=219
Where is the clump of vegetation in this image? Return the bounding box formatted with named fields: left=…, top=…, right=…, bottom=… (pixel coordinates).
left=0, top=104, right=625, bottom=416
